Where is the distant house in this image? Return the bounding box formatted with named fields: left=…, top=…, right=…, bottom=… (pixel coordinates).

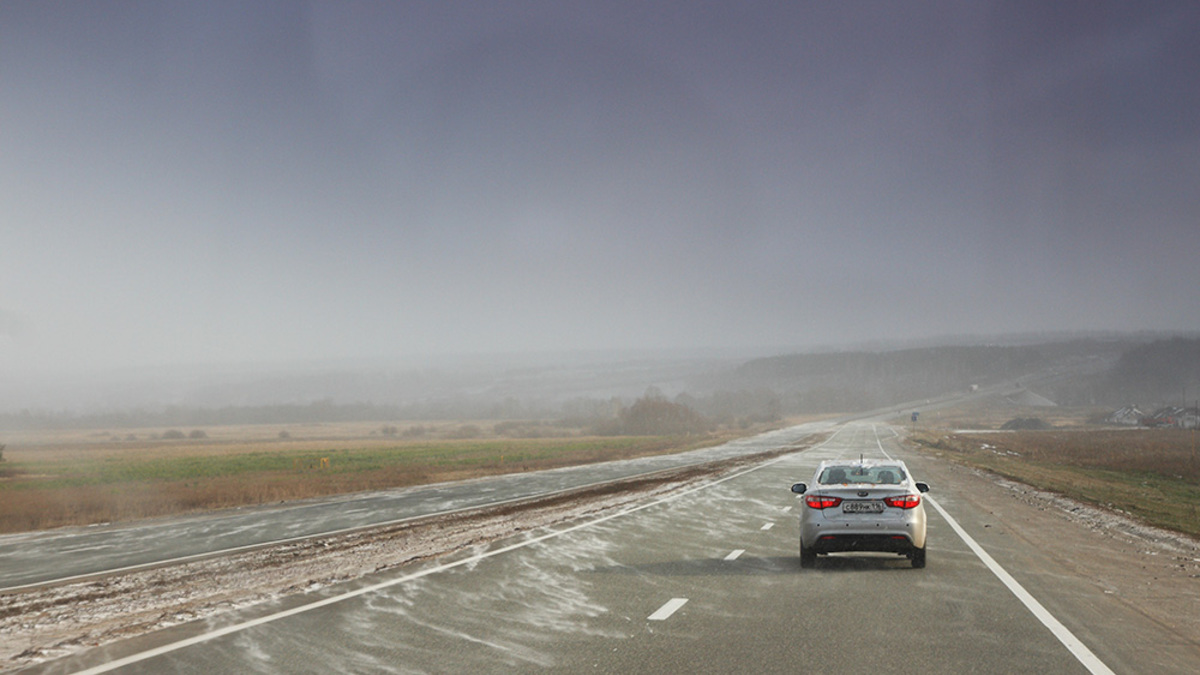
left=1142, top=407, right=1180, bottom=427
left=1106, top=406, right=1144, bottom=426
left=1141, top=406, right=1200, bottom=428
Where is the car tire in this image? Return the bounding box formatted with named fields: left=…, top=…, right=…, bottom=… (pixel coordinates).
left=800, top=542, right=816, bottom=569
left=911, top=546, right=926, bottom=569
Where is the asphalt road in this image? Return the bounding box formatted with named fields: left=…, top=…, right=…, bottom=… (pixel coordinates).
left=0, top=375, right=1044, bottom=592
left=30, top=422, right=1189, bottom=674
left=0, top=422, right=832, bottom=591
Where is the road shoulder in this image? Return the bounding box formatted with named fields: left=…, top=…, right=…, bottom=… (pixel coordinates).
left=901, top=441, right=1200, bottom=674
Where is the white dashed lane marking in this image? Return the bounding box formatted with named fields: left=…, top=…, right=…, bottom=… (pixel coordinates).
left=648, top=598, right=689, bottom=621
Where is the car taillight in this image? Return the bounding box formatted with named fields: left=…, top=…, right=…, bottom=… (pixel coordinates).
left=805, top=494, right=843, bottom=509
left=884, top=494, right=921, bottom=509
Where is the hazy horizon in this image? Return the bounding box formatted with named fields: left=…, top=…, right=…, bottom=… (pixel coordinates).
left=4, top=329, right=1192, bottom=416
left=3, top=2, right=1198, bottom=378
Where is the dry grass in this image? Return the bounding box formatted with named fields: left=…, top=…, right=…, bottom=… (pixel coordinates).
left=909, top=427, right=1200, bottom=536
left=906, top=400, right=1111, bottom=431
left=0, top=420, right=789, bottom=534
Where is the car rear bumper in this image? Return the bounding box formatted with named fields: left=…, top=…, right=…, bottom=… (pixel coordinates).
left=805, top=533, right=919, bottom=554
left=800, top=508, right=927, bottom=550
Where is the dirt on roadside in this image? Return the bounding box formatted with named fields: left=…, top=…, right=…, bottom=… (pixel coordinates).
left=5, top=430, right=1199, bottom=672
left=0, top=443, right=807, bottom=671
left=902, top=442, right=1200, bottom=670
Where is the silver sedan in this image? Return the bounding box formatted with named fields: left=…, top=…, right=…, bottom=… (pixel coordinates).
left=790, top=459, right=930, bottom=568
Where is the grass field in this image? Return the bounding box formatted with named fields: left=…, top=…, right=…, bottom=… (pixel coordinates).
left=0, top=420, right=794, bottom=533
left=908, top=419, right=1200, bottom=537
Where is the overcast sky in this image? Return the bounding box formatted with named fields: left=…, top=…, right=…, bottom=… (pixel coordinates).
left=2, top=1, right=1198, bottom=375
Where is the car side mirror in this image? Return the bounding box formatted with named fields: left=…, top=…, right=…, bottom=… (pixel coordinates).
left=790, top=482, right=807, bottom=494
left=915, top=482, right=930, bottom=493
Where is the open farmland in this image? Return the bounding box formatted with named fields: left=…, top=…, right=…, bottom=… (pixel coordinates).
left=908, top=426, right=1200, bottom=537
left=0, top=421, right=782, bottom=534
left=902, top=399, right=1112, bottom=430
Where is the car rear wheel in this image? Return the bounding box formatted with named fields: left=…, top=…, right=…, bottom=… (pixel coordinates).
left=911, top=546, right=926, bottom=569
left=800, top=542, right=816, bottom=569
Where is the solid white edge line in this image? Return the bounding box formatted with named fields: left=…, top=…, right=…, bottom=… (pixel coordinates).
left=724, top=549, right=745, bottom=561
left=871, top=424, right=1115, bottom=675
left=1, top=486, right=607, bottom=592
left=3, top=448, right=803, bottom=593
left=9, top=421, right=843, bottom=592
left=69, top=430, right=850, bottom=675
left=925, top=497, right=1115, bottom=675
left=648, top=598, right=689, bottom=621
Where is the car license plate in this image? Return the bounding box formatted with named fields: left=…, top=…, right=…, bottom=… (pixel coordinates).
left=842, top=501, right=884, bottom=514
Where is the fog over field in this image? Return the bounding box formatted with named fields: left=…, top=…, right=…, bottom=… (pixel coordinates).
left=2, top=2, right=1198, bottom=408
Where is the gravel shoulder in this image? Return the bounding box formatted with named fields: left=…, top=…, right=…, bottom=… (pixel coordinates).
left=904, top=445, right=1200, bottom=672
left=6, top=432, right=1199, bottom=672
left=0, top=446, right=800, bottom=671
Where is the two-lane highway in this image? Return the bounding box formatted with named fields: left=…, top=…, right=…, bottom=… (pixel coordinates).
left=0, top=422, right=831, bottom=591
left=27, top=423, right=1193, bottom=674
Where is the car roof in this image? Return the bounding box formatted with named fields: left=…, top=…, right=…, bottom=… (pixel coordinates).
left=816, top=458, right=907, bottom=470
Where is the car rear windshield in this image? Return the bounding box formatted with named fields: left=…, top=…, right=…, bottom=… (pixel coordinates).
left=819, top=465, right=906, bottom=485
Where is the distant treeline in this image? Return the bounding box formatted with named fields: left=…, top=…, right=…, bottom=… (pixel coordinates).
left=0, top=399, right=528, bottom=431
left=715, top=338, right=1200, bottom=411
left=1100, top=337, right=1200, bottom=406
left=5, top=338, right=1198, bottom=431
left=0, top=388, right=783, bottom=433
left=720, top=343, right=1062, bottom=411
